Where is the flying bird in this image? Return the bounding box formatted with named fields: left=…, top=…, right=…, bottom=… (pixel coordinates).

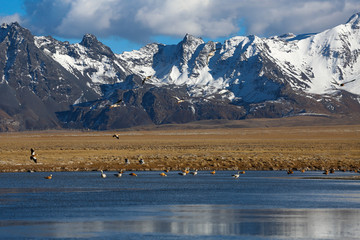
left=113, top=134, right=120, bottom=139
left=30, top=148, right=37, bottom=163
left=142, top=75, right=152, bottom=85
left=331, top=79, right=355, bottom=87
left=109, top=99, right=122, bottom=108
left=206, top=48, right=220, bottom=64
left=173, top=96, right=185, bottom=104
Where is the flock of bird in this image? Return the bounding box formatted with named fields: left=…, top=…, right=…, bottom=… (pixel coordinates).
left=30, top=148, right=349, bottom=180
left=29, top=148, right=246, bottom=180
left=87, top=168, right=246, bottom=179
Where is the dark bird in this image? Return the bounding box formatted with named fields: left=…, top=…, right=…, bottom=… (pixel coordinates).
left=30, top=148, right=37, bottom=163
left=142, top=75, right=152, bottom=85
left=331, top=79, right=355, bottom=87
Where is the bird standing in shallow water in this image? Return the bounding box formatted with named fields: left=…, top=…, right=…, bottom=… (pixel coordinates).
left=232, top=171, right=240, bottom=178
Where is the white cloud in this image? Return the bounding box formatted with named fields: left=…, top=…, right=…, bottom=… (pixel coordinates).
left=20, top=0, right=360, bottom=43
left=0, top=14, right=22, bottom=25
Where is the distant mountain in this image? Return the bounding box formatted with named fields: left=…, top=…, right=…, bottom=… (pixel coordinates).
left=0, top=13, right=360, bottom=131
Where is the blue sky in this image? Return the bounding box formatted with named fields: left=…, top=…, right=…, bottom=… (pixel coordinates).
left=0, top=0, right=358, bottom=54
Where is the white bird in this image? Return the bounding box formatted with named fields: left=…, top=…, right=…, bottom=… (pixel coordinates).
left=108, top=99, right=122, bottom=108
left=190, top=169, right=198, bottom=175
left=114, top=171, right=123, bottom=177
left=232, top=171, right=240, bottom=179
left=100, top=170, right=106, bottom=178
left=173, top=96, right=185, bottom=104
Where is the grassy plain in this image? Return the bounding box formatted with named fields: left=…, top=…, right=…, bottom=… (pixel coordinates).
left=0, top=121, right=359, bottom=173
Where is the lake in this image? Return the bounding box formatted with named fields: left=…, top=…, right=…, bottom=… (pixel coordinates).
left=1, top=170, right=360, bottom=239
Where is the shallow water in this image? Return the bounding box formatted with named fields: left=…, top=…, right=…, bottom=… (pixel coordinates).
left=1, top=171, right=360, bottom=239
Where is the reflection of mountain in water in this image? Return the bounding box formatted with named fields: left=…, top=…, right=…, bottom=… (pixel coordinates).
left=47, top=206, right=360, bottom=239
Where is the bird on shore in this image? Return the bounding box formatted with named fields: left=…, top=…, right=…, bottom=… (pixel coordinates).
left=30, top=148, right=37, bottom=163
left=100, top=170, right=106, bottom=178
left=44, top=174, right=52, bottom=180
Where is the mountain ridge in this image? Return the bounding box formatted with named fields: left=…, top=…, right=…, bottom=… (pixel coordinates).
left=0, top=14, right=360, bottom=131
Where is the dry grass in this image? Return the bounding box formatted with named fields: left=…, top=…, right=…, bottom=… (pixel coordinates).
left=0, top=124, right=359, bottom=172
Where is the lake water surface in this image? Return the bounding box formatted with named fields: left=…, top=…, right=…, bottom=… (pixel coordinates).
left=1, top=171, right=360, bottom=239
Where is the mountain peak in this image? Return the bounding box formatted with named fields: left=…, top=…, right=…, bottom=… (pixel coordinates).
left=346, top=12, right=360, bottom=29
left=182, top=33, right=203, bottom=44
left=80, top=34, right=99, bottom=48
left=79, top=33, right=114, bottom=58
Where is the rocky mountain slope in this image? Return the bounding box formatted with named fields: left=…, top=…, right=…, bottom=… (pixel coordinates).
left=0, top=13, right=360, bottom=131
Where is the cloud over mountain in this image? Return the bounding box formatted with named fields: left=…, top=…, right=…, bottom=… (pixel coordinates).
left=14, top=0, right=358, bottom=44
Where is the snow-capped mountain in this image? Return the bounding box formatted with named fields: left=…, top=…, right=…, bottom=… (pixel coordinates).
left=0, top=13, right=360, bottom=131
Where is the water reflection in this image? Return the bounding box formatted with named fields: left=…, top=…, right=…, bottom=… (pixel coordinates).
left=6, top=206, right=359, bottom=239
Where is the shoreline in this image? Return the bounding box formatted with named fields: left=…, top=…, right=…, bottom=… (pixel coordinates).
left=1, top=124, right=359, bottom=173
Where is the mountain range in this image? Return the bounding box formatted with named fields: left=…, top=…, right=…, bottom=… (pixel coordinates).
left=0, top=13, right=360, bottom=131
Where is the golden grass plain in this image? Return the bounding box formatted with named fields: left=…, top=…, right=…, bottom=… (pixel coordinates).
left=0, top=123, right=359, bottom=173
